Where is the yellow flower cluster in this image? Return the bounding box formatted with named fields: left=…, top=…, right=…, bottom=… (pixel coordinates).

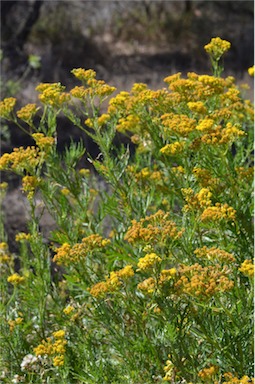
left=137, top=253, right=162, bottom=271
left=89, top=265, right=134, bottom=298
left=162, top=358, right=175, bottom=382
left=198, top=365, right=219, bottom=380
left=124, top=210, right=184, bottom=245
left=0, top=97, right=16, bottom=119
left=0, top=242, right=13, bottom=271
left=187, top=101, right=207, bottom=115
left=36, top=82, right=70, bottom=107
left=0, top=146, right=41, bottom=173
left=248, top=65, right=254, bottom=77
left=7, top=273, right=25, bottom=285
left=235, top=167, right=253, bottom=182
left=161, top=113, right=196, bottom=137
left=8, top=317, right=23, bottom=332
left=196, top=118, right=215, bottom=132
left=71, top=68, right=96, bottom=82
left=159, top=268, right=177, bottom=284
left=223, top=372, right=254, bottom=383
left=194, top=246, right=236, bottom=264
left=192, top=167, right=220, bottom=190
left=199, top=122, right=245, bottom=146
left=116, top=114, right=141, bottom=133
left=34, top=329, right=67, bottom=367
left=22, top=176, right=40, bottom=199
left=32, top=133, right=55, bottom=152
left=15, top=232, right=31, bottom=242
left=137, top=277, right=156, bottom=294
left=239, top=259, right=254, bottom=279
left=53, top=234, right=110, bottom=266
left=175, top=263, right=234, bottom=298
left=204, top=37, right=231, bottom=60
left=160, top=141, right=185, bottom=156
left=127, top=166, right=162, bottom=185
left=16, top=104, right=39, bottom=122
left=182, top=187, right=212, bottom=212
left=201, top=203, right=236, bottom=222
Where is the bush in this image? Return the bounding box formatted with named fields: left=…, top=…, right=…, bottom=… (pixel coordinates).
left=0, top=37, right=254, bottom=383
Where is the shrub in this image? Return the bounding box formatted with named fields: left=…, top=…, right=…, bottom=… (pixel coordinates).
left=0, top=37, right=254, bottom=383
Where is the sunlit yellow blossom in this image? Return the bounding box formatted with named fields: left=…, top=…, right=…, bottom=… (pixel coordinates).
left=60, top=188, right=70, bottom=196
left=53, top=355, right=65, bottom=367
left=79, top=168, right=90, bottom=177
left=137, top=253, right=162, bottom=271
left=198, top=365, right=219, bottom=380
left=194, top=246, right=236, bottom=263
left=8, top=317, right=23, bottom=332
left=89, top=281, right=110, bottom=298
left=71, top=68, right=96, bottom=82
left=53, top=235, right=110, bottom=266
left=63, top=305, right=75, bottom=315
left=17, top=104, right=39, bottom=122
left=137, top=277, right=156, bottom=294
left=161, top=113, right=196, bottom=137
left=53, top=330, right=65, bottom=339
left=116, top=265, right=134, bottom=279
left=248, top=65, right=254, bottom=77
left=7, top=273, right=25, bottom=285
left=201, top=203, right=236, bottom=222
left=131, top=83, right=148, bottom=94
left=36, top=83, right=70, bottom=107
left=171, top=165, right=185, bottom=174
left=204, top=37, right=231, bottom=60
left=159, top=268, right=177, bottom=284
left=125, top=210, right=184, bottom=245
left=160, top=141, right=185, bottom=156
left=22, top=176, right=40, bottom=199
left=0, top=146, right=41, bottom=173
left=196, top=118, right=215, bottom=132
left=164, top=72, right=182, bottom=85
left=223, top=372, right=254, bottom=383
left=32, top=133, right=55, bottom=151
left=97, top=113, right=111, bottom=126
left=0, top=97, right=16, bottom=119
left=175, top=263, right=234, bottom=298
left=15, top=232, right=31, bottom=242
left=187, top=101, right=207, bottom=114
left=239, top=259, right=254, bottom=278
left=163, top=358, right=175, bottom=381
left=182, top=187, right=212, bottom=212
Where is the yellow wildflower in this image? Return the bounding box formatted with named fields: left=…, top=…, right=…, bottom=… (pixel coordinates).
left=8, top=317, right=23, bottom=332
left=161, top=113, right=196, bottom=137
left=201, top=203, right=236, bottom=222
left=137, top=253, right=162, bottom=271
left=71, top=68, right=96, bottom=82
left=137, top=277, right=156, bottom=294
left=17, top=104, right=39, bottom=122
left=53, top=330, right=65, bottom=339
left=194, top=246, right=236, bottom=263
left=15, top=232, right=31, bottom=242
left=159, top=268, right=177, bottom=284
left=0, top=97, right=16, bottom=119
left=22, top=176, right=40, bottom=199
left=187, top=101, right=207, bottom=114
left=53, top=235, right=110, bottom=266
left=196, top=118, right=215, bottom=132
left=160, top=141, right=185, bottom=156
left=32, top=133, right=55, bottom=151
left=53, top=355, right=65, bottom=367
left=63, top=305, right=75, bottom=315
left=248, top=65, right=254, bottom=77
left=239, top=259, right=254, bottom=278
left=204, top=37, right=231, bottom=60
left=36, top=82, right=70, bottom=107
left=198, top=365, right=219, bottom=380
left=7, top=273, right=25, bottom=285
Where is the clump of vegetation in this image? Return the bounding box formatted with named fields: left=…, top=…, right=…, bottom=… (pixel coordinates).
left=0, top=37, right=254, bottom=383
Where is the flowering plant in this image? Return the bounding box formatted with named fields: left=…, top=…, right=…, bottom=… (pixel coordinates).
left=0, top=37, right=253, bottom=383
